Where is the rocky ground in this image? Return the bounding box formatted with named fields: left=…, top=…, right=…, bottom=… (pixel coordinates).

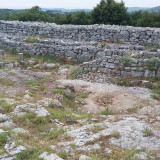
left=0, top=49, right=160, bottom=160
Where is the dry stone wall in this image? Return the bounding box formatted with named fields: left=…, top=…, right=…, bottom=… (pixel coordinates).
left=0, top=21, right=160, bottom=45
left=0, top=21, right=160, bottom=77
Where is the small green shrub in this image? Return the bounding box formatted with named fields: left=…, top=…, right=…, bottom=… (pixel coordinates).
left=26, top=36, right=38, bottom=43
left=79, top=92, right=88, bottom=99
left=10, top=48, right=18, bottom=55
left=143, top=128, right=154, bottom=137
left=14, top=148, right=42, bottom=160
left=146, top=57, right=160, bottom=73
left=47, top=128, right=65, bottom=140
left=120, top=56, right=133, bottom=67
left=68, top=67, right=84, bottom=79
left=0, top=132, right=8, bottom=147
left=0, top=101, right=13, bottom=113
left=100, top=109, right=113, bottom=115
left=64, top=92, right=75, bottom=100
left=58, top=151, right=70, bottom=159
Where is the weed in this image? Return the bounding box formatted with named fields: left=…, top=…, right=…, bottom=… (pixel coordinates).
left=64, top=92, right=75, bottom=100
left=9, top=48, right=18, bottom=55
left=86, top=125, right=106, bottom=133
left=13, top=111, right=50, bottom=132
left=24, top=80, right=40, bottom=87
left=0, top=78, right=15, bottom=86
left=0, top=100, right=14, bottom=113
left=67, top=66, right=84, bottom=79
left=144, top=43, right=160, bottom=50
left=151, top=94, right=160, bottom=100
left=112, top=77, right=131, bottom=86
left=52, top=88, right=64, bottom=94
left=26, top=36, right=38, bottom=43
left=48, top=109, right=68, bottom=122
left=100, top=109, right=113, bottom=115
left=58, top=151, right=70, bottom=159
left=143, top=128, right=154, bottom=137
left=151, top=83, right=160, bottom=100
left=35, top=54, right=65, bottom=64
left=110, top=131, right=121, bottom=139
left=146, top=57, right=160, bottom=73
left=120, top=56, right=133, bottom=67
left=70, top=143, right=77, bottom=150
left=47, top=128, right=65, bottom=140
left=79, top=92, right=88, bottom=99
left=14, top=147, right=42, bottom=160
left=0, top=132, right=8, bottom=147
left=33, top=116, right=49, bottom=125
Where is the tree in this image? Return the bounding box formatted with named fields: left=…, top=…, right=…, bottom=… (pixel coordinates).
left=12, top=6, right=53, bottom=22
left=92, top=0, right=129, bottom=25
left=71, top=11, right=92, bottom=25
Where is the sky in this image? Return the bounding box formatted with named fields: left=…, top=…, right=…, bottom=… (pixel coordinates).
left=0, top=0, right=159, bottom=9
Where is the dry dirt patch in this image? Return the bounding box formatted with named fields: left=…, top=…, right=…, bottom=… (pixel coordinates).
left=59, top=79, right=158, bottom=113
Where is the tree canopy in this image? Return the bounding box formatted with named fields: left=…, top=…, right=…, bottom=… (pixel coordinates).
left=0, top=4, right=160, bottom=27
left=92, top=0, right=129, bottom=25
left=12, top=6, right=53, bottom=22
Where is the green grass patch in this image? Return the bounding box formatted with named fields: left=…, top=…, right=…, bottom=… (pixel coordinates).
left=13, top=112, right=51, bottom=132
left=58, top=151, right=70, bottom=159
left=79, top=92, right=88, bottom=99
left=52, top=88, right=64, bottom=94
left=100, top=109, right=113, bottom=115
left=24, top=80, right=40, bottom=87
left=47, top=128, right=65, bottom=140
left=0, top=100, right=14, bottom=113
left=14, top=147, right=42, bottom=160
left=86, top=125, right=106, bottom=133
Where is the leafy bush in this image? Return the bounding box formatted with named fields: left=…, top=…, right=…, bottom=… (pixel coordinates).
left=146, top=57, right=160, bottom=71
left=0, top=132, right=8, bottom=147
left=120, top=56, right=133, bottom=67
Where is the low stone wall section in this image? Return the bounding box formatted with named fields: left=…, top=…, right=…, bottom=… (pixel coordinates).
left=0, top=21, right=160, bottom=45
